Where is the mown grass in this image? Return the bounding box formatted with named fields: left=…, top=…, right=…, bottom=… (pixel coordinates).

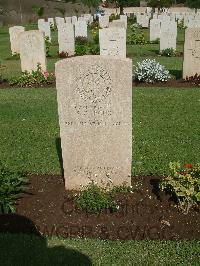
left=0, top=87, right=200, bottom=176
left=0, top=233, right=200, bottom=265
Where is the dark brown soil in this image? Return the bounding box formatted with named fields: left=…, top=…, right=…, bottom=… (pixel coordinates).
left=0, top=81, right=55, bottom=89
left=1, top=174, right=199, bottom=240
left=0, top=79, right=199, bottom=89
left=134, top=79, right=200, bottom=88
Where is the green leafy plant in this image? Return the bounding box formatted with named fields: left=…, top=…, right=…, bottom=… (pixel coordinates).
left=160, top=162, right=200, bottom=214
left=88, top=44, right=100, bottom=55
left=127, top=26, right=147, bottom=45
left=0, top=163, right=28, bottom=213
left=127, top=31, right=147, bottom=45
left=9, top=64, right=55, bottom=87
left=75, top=181, right=134, bottom=214
left=75, top=181, right=118, bottom=214
left=161, top=48, right=176, bottom=57
left=177, top=19, right=185, bottom=29
left=45, top=36, right=51, bottom=57
left=109, top=14, right=120, bottom=22
left=32, top=5, right=44, bottom=18
left=75, top=45, right=87, bottom=56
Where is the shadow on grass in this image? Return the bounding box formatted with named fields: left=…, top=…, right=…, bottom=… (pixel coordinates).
left=0, top=213, right=92, bottom=266
left=169, top=69, right=182, bottom=80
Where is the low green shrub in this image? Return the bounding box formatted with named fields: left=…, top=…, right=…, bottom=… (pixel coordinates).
left=75, top=45, right=87, bottom=56
left=75, top=181, right=134, bottom=214
left=109, top=14, right=120, bottom=22
left=160, top=162, right=200, bottom=214
left=127, top=31, right=147, bottom=45
left=88, top=44, right=100, bottom=55
left=177, top=19, right=185, bottom=29
left=0, top=163, right=28, bottom=213
left=9, top=64, right=55, bottom=87
left=161, top=48, right=176, bottom=57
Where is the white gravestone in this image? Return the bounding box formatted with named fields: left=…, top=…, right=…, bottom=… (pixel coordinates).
left=56, top=55, right=132, bottom=190
left=55, top=17, right=65, bottom=29
left=48, top=18, right=54, bottom=28
left=109, top=20, right=126, bottom=29
left=9, top=26, right=25, bottom=55
left=72, top=16, right=78, bottom=25
left=99, top=15, right=109, bottom=28
left=183, top=28, right=200, bottom=78
left=120, top=15, right=128, bottom=29
left=99, top=28, right=126, bottom=59
left=19, top=30, right=47, bottom=72
left=150, top=19, right=161, bottom=41
left=75, top=21, right=87, bottom=38
left=160, top=21, right=177, bottom=51
left=65, top=17, right=72, bottom=24
left=38, top=20, right=51, bottom=41
left=58, top=23, right=75, bottom=56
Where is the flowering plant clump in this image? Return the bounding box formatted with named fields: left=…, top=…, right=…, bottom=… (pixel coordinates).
left=134, top=59, right=171, bottom=83
left=9, top=64, right=55, bottom=87
left=185, top=73, right=200, bottom=86
left=160, top=162, right=200, bottom=214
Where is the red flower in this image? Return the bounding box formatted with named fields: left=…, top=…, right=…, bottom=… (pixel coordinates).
left=43, top=71, right=49, bottom=78
left=184, top=164, right=193, bottom=169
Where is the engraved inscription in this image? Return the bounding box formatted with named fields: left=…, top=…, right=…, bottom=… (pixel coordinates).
left=74, top=64, right=112, bottom=120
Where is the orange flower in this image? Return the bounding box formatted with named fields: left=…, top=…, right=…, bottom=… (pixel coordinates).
left=184, top=164, right=193, bottom=169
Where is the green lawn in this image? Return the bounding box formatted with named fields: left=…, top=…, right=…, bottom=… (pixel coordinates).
left=1, top=234, right=200, bottom=265
left=0, top=87, right=200, bottom=175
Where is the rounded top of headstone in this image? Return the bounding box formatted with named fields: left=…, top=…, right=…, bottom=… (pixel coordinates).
left=55, top=55, right=132, bottom=69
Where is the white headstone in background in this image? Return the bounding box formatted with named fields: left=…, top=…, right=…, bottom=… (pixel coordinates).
left=48, top=18, right=54, bottom=28
left=75, top=21, right=87, bottom=38
left=183, top=28, right=200, bottom=78
left=120, top=15, right=128, bottom=29
left=72, top=16, right=78, bottom=25
left=56, top=55, right=132, bottom=190
left=160, top=21, right=177, bottom=51
left=65, top=17, right=72, bottom=24
left=9, top=26, right=25, bottom=55
left=58, top=23, right=75, bottom=56
left=150, top=19, right=161, bottom=41
left=109, top=20, right=126, bottom=29
left=99, top=28, right=126, bottom=58
left=38, top=20, right=51, bottom=41
left=19, top=30, right=46, bottom=72
left=99, top=15, right=109, bottom=28
left=55, top=17, right=65, bottom=28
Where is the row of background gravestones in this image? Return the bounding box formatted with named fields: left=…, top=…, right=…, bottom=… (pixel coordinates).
left=8, top=13, right=199, bottom=78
